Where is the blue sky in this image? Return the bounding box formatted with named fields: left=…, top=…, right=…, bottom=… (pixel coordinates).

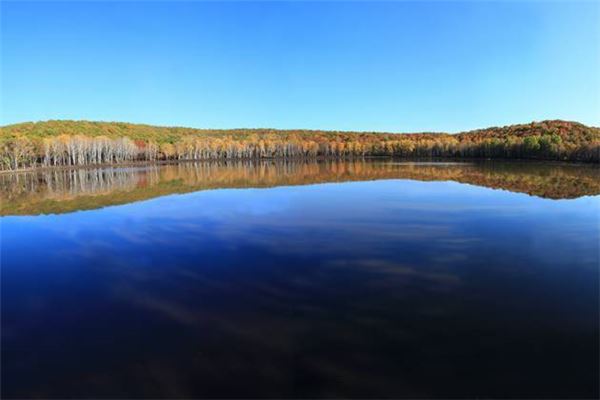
left=1, top=1, right=598, bottom=132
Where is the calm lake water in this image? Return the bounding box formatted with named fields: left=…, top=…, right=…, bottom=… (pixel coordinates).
left=1, top=160, right=599, bottom=398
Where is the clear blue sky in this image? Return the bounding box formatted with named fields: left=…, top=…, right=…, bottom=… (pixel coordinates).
left=1, top=1, right=598, bottom=132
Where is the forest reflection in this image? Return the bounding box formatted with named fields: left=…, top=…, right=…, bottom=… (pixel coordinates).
left=1, top=160, right=599, bottom=215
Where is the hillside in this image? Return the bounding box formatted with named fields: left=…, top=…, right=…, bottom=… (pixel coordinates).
left=1, top=119, right=599, bottom=170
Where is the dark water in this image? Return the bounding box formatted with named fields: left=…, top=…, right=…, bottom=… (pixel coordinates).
left=1, top=160, right=599, bottom=398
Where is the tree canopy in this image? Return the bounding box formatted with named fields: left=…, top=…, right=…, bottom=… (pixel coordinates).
left=1, top=119, right=598, bottom=170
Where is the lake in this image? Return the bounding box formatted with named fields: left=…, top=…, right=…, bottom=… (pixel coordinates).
left=1, top=160, right=598, bottom=398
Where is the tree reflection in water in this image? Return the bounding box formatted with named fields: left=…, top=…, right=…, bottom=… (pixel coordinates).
left=1, top=160, right=599, bottom=215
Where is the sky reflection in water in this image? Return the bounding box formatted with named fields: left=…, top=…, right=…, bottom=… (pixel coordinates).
left=1, top=167, right=599, bottom=398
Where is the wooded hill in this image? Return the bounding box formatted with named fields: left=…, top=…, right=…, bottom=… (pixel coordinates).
left=1, top=119, right=598, bottom=170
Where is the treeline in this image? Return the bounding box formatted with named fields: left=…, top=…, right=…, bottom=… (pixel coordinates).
left=1, top=119, right=598, bottom=170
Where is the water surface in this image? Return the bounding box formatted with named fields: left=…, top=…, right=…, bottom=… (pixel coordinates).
left=1, top=160, right=598, bottom=398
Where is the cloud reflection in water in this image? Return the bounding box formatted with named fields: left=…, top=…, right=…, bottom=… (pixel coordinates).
left=1, top=171, right=599, bottom=398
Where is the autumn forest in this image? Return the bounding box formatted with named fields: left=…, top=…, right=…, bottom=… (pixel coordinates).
left=1, top=119, right=598, bottom=171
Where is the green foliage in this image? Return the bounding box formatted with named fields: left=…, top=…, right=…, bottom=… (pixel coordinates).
left=0, top=119, right=598, bottom=170
left=524, top=136, right=541, bottom=152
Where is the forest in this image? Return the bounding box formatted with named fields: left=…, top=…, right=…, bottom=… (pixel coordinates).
left=0, top=119, right=598, bottom=170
